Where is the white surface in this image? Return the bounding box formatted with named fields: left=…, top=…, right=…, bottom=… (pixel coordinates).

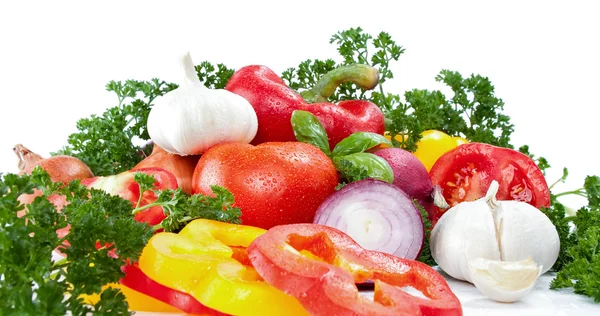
left=359, top=271, right=600, bottom=316
left=443, top=273, right=599, bottom=316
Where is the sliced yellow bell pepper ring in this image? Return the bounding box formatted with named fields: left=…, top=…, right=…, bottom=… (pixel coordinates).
left=139, top=219, right=309, bottom=316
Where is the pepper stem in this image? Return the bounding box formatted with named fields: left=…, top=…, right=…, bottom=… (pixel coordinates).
left=300, top=64, right=379, bottom=103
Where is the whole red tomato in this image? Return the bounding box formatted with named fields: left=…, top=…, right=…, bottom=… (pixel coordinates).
left=429, top=142, right=550, bottom=224
left=192, top=142, right=339, bottom=229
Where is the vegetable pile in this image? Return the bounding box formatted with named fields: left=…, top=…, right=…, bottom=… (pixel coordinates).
left=2, top=26, right=599, bottom=315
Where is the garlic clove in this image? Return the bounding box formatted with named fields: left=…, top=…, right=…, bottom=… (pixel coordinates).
left=493, top=200, right=560, bottom=274
left=468, top=257, right=542, bottom=303
left=430, top=197, right=501, bottom=282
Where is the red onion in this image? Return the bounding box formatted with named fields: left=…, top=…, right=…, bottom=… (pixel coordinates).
left=373, top=147, right=434, bottom=216
left=313, top=179, right=424, bottom=260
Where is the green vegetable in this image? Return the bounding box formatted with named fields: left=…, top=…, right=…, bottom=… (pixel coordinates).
left=331, top=132, right=391, bottom=157
left=131, top=172, right=242, bottom=232
left=332, top=153, right=394, bottom=184
left=542, top=172, right=600, bottom=302
left=414, top=200, right=435, bottom=266
left=0, top=168, right=153, bottom=315
left=291, top=110, right=393, bottom=184
left=291, top=110, right=331, bottom=156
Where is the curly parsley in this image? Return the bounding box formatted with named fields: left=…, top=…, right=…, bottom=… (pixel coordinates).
left=541, top=173, right=600, bottom=302
left=131, top=172, right=241, bottom=233
left=0, top=168, right=153, bottom=315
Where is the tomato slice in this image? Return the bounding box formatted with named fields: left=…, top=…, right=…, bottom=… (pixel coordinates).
left=429, top=143, right=550, bottom=223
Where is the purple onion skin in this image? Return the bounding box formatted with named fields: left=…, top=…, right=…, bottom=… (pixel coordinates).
left=373, top=148, right=434, bottom=213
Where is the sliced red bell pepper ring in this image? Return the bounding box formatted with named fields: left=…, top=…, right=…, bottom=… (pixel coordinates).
left=120, top=263, right=227, bottom=316
left=247, top=223, right=463, bottom=316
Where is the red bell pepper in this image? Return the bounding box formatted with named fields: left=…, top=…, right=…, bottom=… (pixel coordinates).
left=225, top=64, right=385, bottom=148
left=121, top=264, right=227, bottom=316
left=248, top=223, right=463, bottom=316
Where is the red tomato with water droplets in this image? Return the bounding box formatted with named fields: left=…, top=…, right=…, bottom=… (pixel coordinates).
left=429, top=142, right=551, bottom=224
left=192, top=142, right=338, bottom=229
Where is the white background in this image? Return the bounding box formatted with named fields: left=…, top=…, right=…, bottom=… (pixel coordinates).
left=1, top=0, right=599, bottom=209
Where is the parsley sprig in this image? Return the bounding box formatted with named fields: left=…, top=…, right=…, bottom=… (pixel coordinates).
left=0, top=168, right=153, bottom=315
left=541, top=173, right=600, bottom=302
left=132, top=172, right=242, bottom=232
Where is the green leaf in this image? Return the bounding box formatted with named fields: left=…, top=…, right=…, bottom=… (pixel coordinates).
left=331, top=132, right=391, bottom=157
left=333, top=153, right=394, bottom=184
left=584, top=176, right=600, bottom=209
left=291, top=110, right=331, bottom=156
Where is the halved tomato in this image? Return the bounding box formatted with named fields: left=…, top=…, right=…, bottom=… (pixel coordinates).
left=429, top=143, right=550, bottom=224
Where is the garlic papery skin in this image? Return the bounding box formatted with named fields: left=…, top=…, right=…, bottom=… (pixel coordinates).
left=468, top=257, right=542, bottom=303
left=147, top=52, right=258, bottom=155
left=430, top=180, right=560, bottom=283
left=430, top=182, right=502, bottom=282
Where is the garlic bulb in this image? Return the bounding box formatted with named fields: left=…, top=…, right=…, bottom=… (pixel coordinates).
left=468, top=257, right=542, bottom=303
left=147, top=52, right=258, bottom=155
left=429, top=183, right=501, bottom=282
left=430, top=181, right=559, bottom=284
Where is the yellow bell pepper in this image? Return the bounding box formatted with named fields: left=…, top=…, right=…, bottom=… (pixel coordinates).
left=139, top=219, right=309, bottom=316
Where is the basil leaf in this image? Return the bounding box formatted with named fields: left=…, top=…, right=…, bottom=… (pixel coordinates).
left=291, top=110, right=331, bottom=156
left=333, top=152, right=394, bottom=183
left=331, top=132, right=392, bottom=157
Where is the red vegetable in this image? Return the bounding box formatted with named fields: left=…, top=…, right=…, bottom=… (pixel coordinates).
left=133, top=144, right=199, bottom=194
left=248, top=223, right=462, bottom=316
left=429, top=142, right=551, bottom=224
left=313, top=179, right=424, bottom=260
left=192, top=142, right=338, bottom=229
left=14, top=144, right=93, bottom=214
left=225, top=64, right=385, bottom=148
left=373, top=147, right=434, bottom=215
left=120, top=264, right=226, bottom=316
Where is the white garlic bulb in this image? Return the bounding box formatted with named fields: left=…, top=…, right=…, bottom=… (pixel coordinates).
left=430, top=180, right=560, bottom=301
left=147, top=52, right=258, bottom=155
